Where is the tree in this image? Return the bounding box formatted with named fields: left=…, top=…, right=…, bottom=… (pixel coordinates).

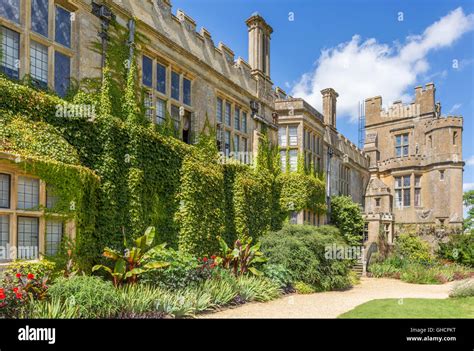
left=464, top=190, right=474, bottom=232
left=330, top=196, right=364, bottom=246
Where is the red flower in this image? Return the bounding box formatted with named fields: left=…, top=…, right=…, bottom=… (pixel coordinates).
left=15, top=273, right=21, bottom=278
left=202, top=257, right=208, bottom=262
left=15, top=293, right=22, bottom=299
left=0, top=288, right=4, bottom=294
left=13, top=287, right=18, bottom=293
left=211, top=255, right=216, bottom=260
left=27, top=273, right=34, bottom=280
left=0, top=294, right=5, bottom=300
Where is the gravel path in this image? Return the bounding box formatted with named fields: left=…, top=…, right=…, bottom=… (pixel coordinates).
left=201, top=278, right=457, bottom=318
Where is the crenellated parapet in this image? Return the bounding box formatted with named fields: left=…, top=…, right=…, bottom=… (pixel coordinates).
left=108, top=0, right=259, bottom=95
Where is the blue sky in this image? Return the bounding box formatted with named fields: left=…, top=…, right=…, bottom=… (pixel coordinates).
left=173, top=0, right=474, bottom=192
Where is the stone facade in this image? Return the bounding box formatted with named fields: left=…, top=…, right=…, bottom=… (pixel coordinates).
left=274, top=90, right=370, bottom=225
left=363, top=83, right=464, bottom=245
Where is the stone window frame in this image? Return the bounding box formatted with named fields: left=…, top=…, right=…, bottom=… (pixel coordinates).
left=394, top=132, right=409, bottom=158
left=140, top=53, right=195, bottom=136
left=302, top=126, right=323, bottom=173
left=414, top=174, right=422, bottom=207
left=0, top=0, right=76, bottom=96
left=339, top=163, right=350, bottom=196
left=0, top=161, right=74, bottom=264
left=215, top=92, right=250, bottom=163
left=394, top=175, right=411, bottom=209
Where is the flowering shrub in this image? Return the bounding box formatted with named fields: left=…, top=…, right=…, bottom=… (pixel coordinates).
left=0, top=272, right=49, bottom=318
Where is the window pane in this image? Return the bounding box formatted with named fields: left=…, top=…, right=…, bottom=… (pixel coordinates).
left=396, top=147, right=401, bottom=157
left=156, top=62, right=166, bottom=94
left=54, top=51, right=70, bottom=97
left=0, top=173, right=10, bottom=208
left=30, top=41, right=48, bottom=88
left=46, top=220, right=63, bottom=256
left=403, top=176, right=410, bottom=187
left=216, top=98, right=223, bottom=123
left=46, top=184, right=59, bottom=209
left=395, top=135, right=401, bottom=146
left=156, top=98, right=166, bottom=125
left=395, top=189, right=402, bottom=208
left=234, top=106, right=240, bottom=130
left=395, top=177, right=401, bottom=188
left=225, top=102, right=231, bottom=126
left=1, top=27, right=20, bottom=79
left=183, top=78, right=191, bottom=105
left=17, top=177, right=39, bottom=210
left=0, top=0, right=20, bottom=23
left=0, top=215, right=9, bottom=249
left=289, top=149, right=297, bottom=172
left=170, top=105, right=180, bottom=131
left=55, top=6, right=71, bottom=47
left=289, top=126, right=298, bottom=146
left=31, top=0, right=49, bottom=37
left=171, top=71, right=180, bottom=100
left=403, top=134, right=409, bottom=144
left=278, top=127, right=287, bottom=147
left=224, top=131, right=230, bottom=157
left=280, top=151, right=286, bottom=172
left=415, top=175, right=421, bottom=187
left=415, top=189, right=421, bottom=207
left=233, top=135, right=239, bottom=153
left=142, top=56, right=152, bottom=87
left=403, top=190, right=410, bottom=207
left=242, top=112, right=247, bottom=133
left=144, top=92, right=153, bottom=120
left=17, top=217, right=39, bottom=259
left=403, top=145, right=408, bottom=156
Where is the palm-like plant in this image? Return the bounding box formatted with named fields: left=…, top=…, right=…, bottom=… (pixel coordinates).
left=215, top=237, right=267, bottom=276
left=92, top=227, right=169, bottom=286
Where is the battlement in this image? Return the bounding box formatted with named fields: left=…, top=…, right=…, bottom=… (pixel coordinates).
left=365, top=83, right=438, bottom=127
left=109, top=0, right=259, bottom=94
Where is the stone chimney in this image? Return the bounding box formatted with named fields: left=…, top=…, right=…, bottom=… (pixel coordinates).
left=246, top=12, right=273, bottom=78
left=321, top=88, right=338, bottom=128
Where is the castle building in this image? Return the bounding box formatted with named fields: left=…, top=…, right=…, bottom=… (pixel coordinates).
left=0, top=0, right=465, bottom=260
left=363, top=83, right=464, bottom=245
left=274, top=90, right=369, bottom=225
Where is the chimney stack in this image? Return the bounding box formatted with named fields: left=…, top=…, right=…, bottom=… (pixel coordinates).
left=246, top=12, right=273, bottom=78
left=321, top=88, right=338, bottom=128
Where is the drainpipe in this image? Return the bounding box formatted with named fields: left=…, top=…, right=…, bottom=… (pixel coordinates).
left=127, top=19, right=136, bottom=71
left=91, top=2, right=115, bottom=76
left=326, top=146, right=334, bottom=223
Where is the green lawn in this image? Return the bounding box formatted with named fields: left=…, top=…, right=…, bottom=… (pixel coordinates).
left=339, top=298, right=474, bottom=318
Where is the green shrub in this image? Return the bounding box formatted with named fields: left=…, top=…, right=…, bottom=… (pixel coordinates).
left=450, top=279, right=474, bottom=297
left=200, top=274, right=238, bottom=306
left=176, top=155, right=225, bottom=257
left=262, top=263, right=293, bottom=288
left=48, top=276, right=120, bottom=318
left=235, top=276, right=281, bottom=302
left=438, top=233, right=473, bottom=267
left=294, top=281, right=315, bottom=294
left=2, top=260, right=56, bottom=281
left=260, top=224, right=352, bottom=291
left=118, top=284, right=163, bottom=317
left=368, top=261, right=401, bottom=278
left=153, top=289, right=195, bottom=318
left=23, top=298, right=80, bottom=319
left=330, top=196, right=365, bottom=245
left=394, top=234, right=433, bottom=264
left=141, top=248, right=205, bottom=290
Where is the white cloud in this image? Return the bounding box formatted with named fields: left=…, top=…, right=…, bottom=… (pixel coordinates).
left=466, top=155, right=474, bottom=166
left=448, top=103, right=462, bottom=114
left=291, top=7, right=474, bottom=122
left=464, top=183, right=474, bottom=191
